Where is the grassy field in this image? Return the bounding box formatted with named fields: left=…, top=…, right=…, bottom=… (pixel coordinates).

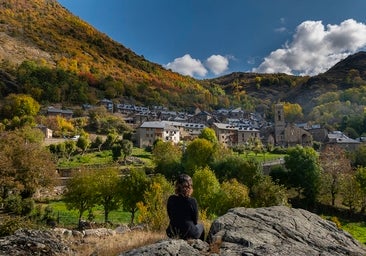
left=57, top=147, right=154, bottom=169
left=342, top=221, right=366, bottom=244
left=45, top=201, right=131, bottom=228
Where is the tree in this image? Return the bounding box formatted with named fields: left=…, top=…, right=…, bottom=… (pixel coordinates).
left=211, top=155, right=262, bottom=189
left=285, top=146, right=322, bottom=207
left=63, top=169, right=98, bottom=226
left=121, top=139, right=133, bottom=163
left=64, top=140, right=77, bottom=160
left=319, top=145, right=352, bottom=206
left=76, top=136, right=90, bottom=155
left=340, top=172, right=362, bottom=213
left=355, top=167, right=366, bottom=213
left=199, top=127, right=218, bottom=144
left=352, top=144, right=366, bottom=167
left=250, top=175, right=288, bottom=207
left=214, top=179, right=250, bottom=215
left=283, top=102, right=303, bottom=123
left=0, top=128, right=57, bottom=200
left=111, top=143, right=122, bottom=162
left=120, top=169, right=149, bottom=224
left=192, top=166, right=220, bottom=215
left=182, top=138, right=215, bottom=175
left=0, top=94, right=40, bottom=119
left=137, top=174, right=174, bottom=231
left=95, top=168, right=122, bottom=223
left=152, top=140, right=183, bottom=180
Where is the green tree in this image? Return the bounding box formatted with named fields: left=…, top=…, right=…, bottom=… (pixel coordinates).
left=63, top=169, right=98, bottom=226
left=0, top=128, right=57, bottom=200
left=211, top=155, right=262, bottom=189
left=64, top=140, right=77, bottom=160
left=95, top=168, right=122, bottom=223
left=182, top=138, right=215, bottom=175
left=121, top=139, right=133, bottom=163
left=250, top=175, right=289, bottom=207
left=285, top=146, right=322, bottom=207
left=76, top=136, right=90, bottom=155
left=352, top=144, right=366, bottom=167
left=214, top=179, right=250, bottom=215
left=340, top=173, right=362, bottom=213
left=199, top=127, right=218, bottom=144
left=152, top=140, right=183, bottom=180
left=0, top=94, right=40, bottom=119
left=192, top=166, right=220, bottom=215
left=120, top=169, right=149, bottom=224
left=91, top=135, right=104, bottom=151
left=355, top=167, right=366, bottom=213
left=111, top=143, right=122, bottom=162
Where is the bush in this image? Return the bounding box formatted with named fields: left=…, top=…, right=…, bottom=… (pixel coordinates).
left=0, top=216, right=35, bottom=237
left=4, top=194, right=23, bottom=215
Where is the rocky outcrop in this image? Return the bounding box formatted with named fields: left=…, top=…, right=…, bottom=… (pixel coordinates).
left=208, top=206, right=366, bottom=256
left=121, top=206, right=366, bottom=256
left=0, top=229, right=72, bottom=256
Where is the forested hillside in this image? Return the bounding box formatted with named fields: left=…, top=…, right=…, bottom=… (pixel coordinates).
left=0, top=0, right=227, bottom=110
left=1, top=0, right=366, bottom=136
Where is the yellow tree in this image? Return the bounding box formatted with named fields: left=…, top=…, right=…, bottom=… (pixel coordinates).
left=320, top=144, right=352, bottom=206
left=283, top=102, right=303, bottom=123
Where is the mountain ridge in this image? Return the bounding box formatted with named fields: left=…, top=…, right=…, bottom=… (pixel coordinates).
left=1, top=0, right=366, bottom=131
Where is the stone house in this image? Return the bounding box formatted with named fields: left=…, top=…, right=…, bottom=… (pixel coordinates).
left=46, top=107, right=73, bottom=119
left=212, top=123, right=260, bottom=147
left=137, top=121, right=180, bottom=148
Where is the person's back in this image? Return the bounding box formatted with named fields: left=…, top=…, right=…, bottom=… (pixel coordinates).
left=166, top=174, right=204, bottom=240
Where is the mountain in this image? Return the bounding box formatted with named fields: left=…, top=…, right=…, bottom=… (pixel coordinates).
left=0, top=0, right=220, bottom=110
left=1, top=0, right=366, bottom=129
left=207, top=51, right=366, bottom=116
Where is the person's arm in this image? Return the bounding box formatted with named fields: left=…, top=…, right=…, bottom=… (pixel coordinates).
left=167, top=196, right=173, bottom=219
left=190, top=197, right=198, bottom=225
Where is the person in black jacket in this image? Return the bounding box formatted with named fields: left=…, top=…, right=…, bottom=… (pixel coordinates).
left=166, top=174, right=205, bottom=240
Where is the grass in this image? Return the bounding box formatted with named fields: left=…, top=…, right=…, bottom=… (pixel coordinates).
left=342, top=221, right=366, bottom=244
left=239, top=151, right=286, bottom=163
left=57, top=148, right=154, bottom=169
left=45, top=201, right=131, bottom=228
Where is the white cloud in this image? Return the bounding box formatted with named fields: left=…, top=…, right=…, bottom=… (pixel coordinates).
left=205, top=55, right=229, bottom=75
left=165, top=54, right=207, bottom=77
left=253, top=19, right=366, bottom=75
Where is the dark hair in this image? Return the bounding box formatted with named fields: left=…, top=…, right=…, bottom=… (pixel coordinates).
left=175, top=174, right=192, bottom=197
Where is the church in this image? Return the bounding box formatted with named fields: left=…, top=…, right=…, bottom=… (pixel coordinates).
left=265, top=104, right=312, bottom=147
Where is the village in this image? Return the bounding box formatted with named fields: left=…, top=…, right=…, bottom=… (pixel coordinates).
left=45, top=99, right=362, bottom=151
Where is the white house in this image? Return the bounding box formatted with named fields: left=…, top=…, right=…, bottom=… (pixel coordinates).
left=137, top=121, right=180, bottom=148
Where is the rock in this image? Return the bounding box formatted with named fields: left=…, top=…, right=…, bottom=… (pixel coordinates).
left=120, top=206, right=366, bottom=256
left=0, top=229, right=72, bottom=256
left=207, top=206, right=366, bottom=256
left=115, top=224, right=131, bottom=234
left=118, top=239, right=208, bottom=256
left=83, top=228, right=115, bottom=237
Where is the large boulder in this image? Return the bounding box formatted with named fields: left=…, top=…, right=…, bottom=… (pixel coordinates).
left=208, top=206, right=366, bottom=256
left=120, top=206, right=366, bottom=256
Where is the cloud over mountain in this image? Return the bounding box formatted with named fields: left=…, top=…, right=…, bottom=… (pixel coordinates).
left=165, top=54, right=229, bottom=77
left=254, top=19, right=366, bottom=76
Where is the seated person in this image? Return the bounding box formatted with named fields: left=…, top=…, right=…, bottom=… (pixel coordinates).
left=166, top=174, right=205, bottom=240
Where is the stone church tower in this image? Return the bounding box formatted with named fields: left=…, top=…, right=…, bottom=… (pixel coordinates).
left=274, top=104, right=286, bottom=145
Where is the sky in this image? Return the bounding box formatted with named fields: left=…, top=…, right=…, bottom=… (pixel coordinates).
left=57, top=0, right=366, bottom=79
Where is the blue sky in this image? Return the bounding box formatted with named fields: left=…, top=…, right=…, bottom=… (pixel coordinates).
left=58, top=0, right=366, bottom=78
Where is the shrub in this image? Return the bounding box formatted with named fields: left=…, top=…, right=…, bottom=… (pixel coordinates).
left=4, top=194, right=23, bottom=215
left=0, top=216, right=35, bottom=237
